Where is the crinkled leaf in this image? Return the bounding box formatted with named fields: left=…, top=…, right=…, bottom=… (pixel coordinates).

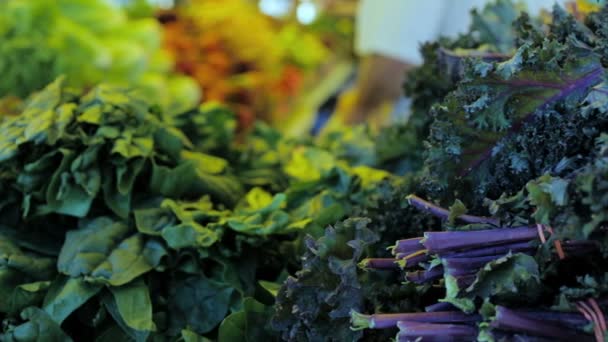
left=526, top=174, right=569, bottom=224
left=161, top=222, right=219, bottom=249
left=161, top=197, right=220, bottom=223
left=42, top=149, right=94, bottom=218
left=582, top=81, right=608, bottom=115
left=469, top=0, right=525, bottom=53
left=428, top=34, right=605, bottom=179
left=272, top=218, right=378, bottom=341
left=173, top=102, right=236, bottom=154
left=441, top=275, right=476, bottom=313
left=134, top=207, right=176, bottom=236
left=284, top=147, right=336, bottom=182
left=467, top=253, right=540, bottom=303
left=111, top=135, right=153, bottom=160
left=448, top=199, right=468, bottom=226
left=227, top=191, right=301, bottom=235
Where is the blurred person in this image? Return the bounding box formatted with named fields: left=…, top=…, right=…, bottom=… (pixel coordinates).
left=326, top=0, right=569, bottom=131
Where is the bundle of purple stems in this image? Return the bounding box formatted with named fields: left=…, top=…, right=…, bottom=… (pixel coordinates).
left=360, top=195, right=599, bottom=288
left=353, top=195, right=605, bottom=341
left=351, top=302, right=606, bottom=341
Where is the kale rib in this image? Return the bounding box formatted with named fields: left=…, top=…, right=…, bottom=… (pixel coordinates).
left=407, top=195, right=499, bottom=225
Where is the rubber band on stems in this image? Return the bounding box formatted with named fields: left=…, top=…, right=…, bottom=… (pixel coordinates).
left=536, top=224, right=566, bottom=260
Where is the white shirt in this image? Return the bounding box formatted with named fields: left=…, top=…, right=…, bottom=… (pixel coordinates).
left=356, top=0, right=569, bottom=65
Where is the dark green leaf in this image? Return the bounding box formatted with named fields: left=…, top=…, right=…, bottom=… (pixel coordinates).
left=218, top=298, right=274, bottom=342
left=42, top=276, right=102, bottom=324
left=168, top=275, right=234, bottom=335
left=57, top=218, right=164, bottom=286
left=109, top=278, right=156, bottom=332
left=1, top=307, right=73, bottom=342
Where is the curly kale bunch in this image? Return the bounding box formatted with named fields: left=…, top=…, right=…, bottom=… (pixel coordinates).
left=424, top=4, right=608, bottom=209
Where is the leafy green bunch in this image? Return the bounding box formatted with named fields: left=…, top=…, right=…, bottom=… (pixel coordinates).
left=0, top=77, right=395, bottom=341
left=272, top=2, right=608, bottom=341
left=0, top=0, right=200, bottom=114
left=350, top=132, right=608, bottom=341
left=424, top=4, right=608, bottom=207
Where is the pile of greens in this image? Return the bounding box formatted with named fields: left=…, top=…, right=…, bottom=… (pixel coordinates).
left=274, top=2, right=608, bottom=341
left=0, top=0, right=200, bottom=115
left=0, top=77, right=398, bottom=341
left=3, top=1, right=608, bottom=341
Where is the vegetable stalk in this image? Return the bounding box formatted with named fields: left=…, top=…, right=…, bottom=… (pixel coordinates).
left=350, top=310, right=480, bottom=330
left=406, top=195, right=499, bottom=225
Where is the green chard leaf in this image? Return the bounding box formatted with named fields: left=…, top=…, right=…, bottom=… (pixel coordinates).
left=57, top=217, right=165, bottom=286
left=42, top=276, right=102, bottom=324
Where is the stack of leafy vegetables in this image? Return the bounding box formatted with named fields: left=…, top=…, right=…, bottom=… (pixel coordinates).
left=0, top=76, right=399, bottom=341
left=273, top=1, right=608, bottom=341
left=0, top=0, right=200, bottom=115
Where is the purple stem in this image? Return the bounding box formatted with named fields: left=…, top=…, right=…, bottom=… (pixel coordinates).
left=438, top=241, right=535, bottom=258
left=425, top=302, right=459, bottom=313
left=513, top=309, right=589, bottom=329
left=443, top=254, right=510, bottom=270
left=492, top=306, right=590, bottom=340
left=350, top=311, right=481, bottom=330
left=359, top=258, right=399, bottom=270
left=422, top=226, right=538, bottom=252
left=396, top=250, right=430, bottom=268
left=396, top=322, right=478, bottom=341
left=405, top=267, right=444, bottom=284
left=391, top=237, right=425, bottom=255
left=407, top=195, right=499, bottom=226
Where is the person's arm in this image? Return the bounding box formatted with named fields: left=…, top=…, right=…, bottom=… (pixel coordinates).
left=343, top=54, right=414, bottom=125
left=333, top=0, right=444, bottom=127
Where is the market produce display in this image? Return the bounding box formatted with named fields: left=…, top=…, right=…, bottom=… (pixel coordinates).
left=273, top=1, right=608, bottom=341
left=2, top=0, right=608, bottom=341
left=0, top=0, right=200, bottom=115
